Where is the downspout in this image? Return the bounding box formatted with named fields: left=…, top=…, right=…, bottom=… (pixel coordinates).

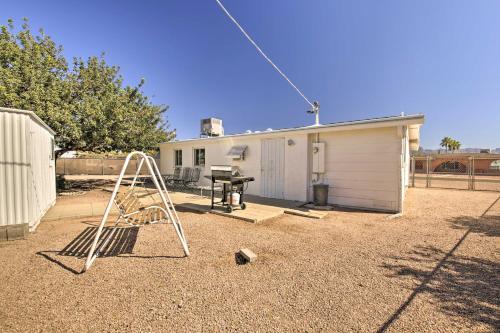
left=307, top=102, right=321, bottom=201
left=397, top=125, right=408, bottom=213
left=314, top=132, right=320, bottom=183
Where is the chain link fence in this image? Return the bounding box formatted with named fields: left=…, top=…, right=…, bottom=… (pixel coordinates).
left=410, top=155, right=500, bottom=192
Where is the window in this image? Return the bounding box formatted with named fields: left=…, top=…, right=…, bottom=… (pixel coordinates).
left=193, top=148, right=205, bottom=167
left=174, top=149, right=182, bottom=166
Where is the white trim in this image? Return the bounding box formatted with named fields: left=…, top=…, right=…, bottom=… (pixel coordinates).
left=0, top=107, right=56, bottom=136
left=161, top=114, right=424, bottom=146
left=193, top=147, right=206, bottom=167
left=30, top=199, right=56, bottom=232
left=174, top=149, right=183, bottom=167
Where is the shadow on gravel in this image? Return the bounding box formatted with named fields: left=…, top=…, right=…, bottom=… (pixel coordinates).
left=36, top=251, right=83, bottom=275
left=234, top=252, right=246, bottom=265
left=450, top=215, right=500, bottom=237
left=378, top=195, right=500, bottom=332
left=59, top=226, right=139, bottom=258
left=37, top=225, right=186, bottom=274
left=59, top=178, right=115, bottom=193
left=450, top=195, right=500, bottom=237
left=37, top=226, right=139, bottom=275
left=381, top=244, right=499, bottom=331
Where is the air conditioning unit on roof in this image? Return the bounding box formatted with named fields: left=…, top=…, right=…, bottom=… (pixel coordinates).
left=200, top=118, right=224, bottom=137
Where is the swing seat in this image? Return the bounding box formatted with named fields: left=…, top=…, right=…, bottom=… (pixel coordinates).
left=115, top=188, right=171, bottom=226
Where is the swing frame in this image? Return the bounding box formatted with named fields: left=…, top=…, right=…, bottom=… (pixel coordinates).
left=82, top=151, right=189, bottom=272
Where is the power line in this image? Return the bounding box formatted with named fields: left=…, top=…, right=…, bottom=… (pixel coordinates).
left=215, top=0, right=314, bottom=108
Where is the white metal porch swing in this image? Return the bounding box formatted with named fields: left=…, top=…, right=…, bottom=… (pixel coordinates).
left=82, top=151, right=190, bottom=272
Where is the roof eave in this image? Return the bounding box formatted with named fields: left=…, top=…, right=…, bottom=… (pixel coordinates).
left=0, top=107, right=56, bottom=136
left=160, top=114, right=425, bottom=145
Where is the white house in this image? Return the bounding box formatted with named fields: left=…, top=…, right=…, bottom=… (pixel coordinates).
left=159, top=114, right=424, bottom=213
left=0, top=107, right=56, bottom=240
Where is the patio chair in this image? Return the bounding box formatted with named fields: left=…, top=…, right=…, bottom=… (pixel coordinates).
left=165, top=166, right=182, bottom=186
left=185, top=168, right=201, bottom=189
left=173, top=167, right=192, bottom=189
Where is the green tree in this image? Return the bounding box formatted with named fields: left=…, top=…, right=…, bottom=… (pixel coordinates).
left=440, top=137, right=452, bottom=152
left=0, top=19, right=174, bottom=156
left=450, top=139, right=461, bottom=152
left=0, top=18, right=79, bottom=150
left=440, top=137, right=461, bottom=153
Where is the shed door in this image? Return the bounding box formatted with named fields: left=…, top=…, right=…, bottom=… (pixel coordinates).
left=261, top=138, right=285, bottom=199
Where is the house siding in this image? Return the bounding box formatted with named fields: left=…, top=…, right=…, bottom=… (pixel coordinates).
left=312, top=127, right=402, bottom=212
left=160, top=132, right=309, bottom=201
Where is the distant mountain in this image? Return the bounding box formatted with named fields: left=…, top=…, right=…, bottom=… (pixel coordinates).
left=418, top=147, right=500, bottom=154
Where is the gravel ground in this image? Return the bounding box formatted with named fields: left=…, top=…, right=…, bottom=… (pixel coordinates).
left=0, top=188, right=498, bottom=333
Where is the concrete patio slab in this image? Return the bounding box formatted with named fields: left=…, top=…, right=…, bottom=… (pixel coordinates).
left=42, top=202, right=118, bottom=221
left=41, top=187, right=329, bottom=223
left=168, top=191, right=328, bottom=222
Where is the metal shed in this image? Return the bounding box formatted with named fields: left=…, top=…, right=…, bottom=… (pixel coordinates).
left=0, top=107, right=56, bottom=240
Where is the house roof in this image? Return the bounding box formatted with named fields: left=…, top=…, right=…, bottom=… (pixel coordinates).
left=0, top=107, right=56, bottom=136
left=162, top=113, right=424, bottom=145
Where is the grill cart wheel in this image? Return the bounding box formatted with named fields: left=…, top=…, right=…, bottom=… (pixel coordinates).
left=226, top=205, right=233, bottom=213
left=240, top=203, right=246, bottom=210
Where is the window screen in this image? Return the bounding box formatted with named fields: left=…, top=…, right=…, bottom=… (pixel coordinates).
left=193, top=148, right=205, bottom=166
left=174, top=150, right=182, bottom=166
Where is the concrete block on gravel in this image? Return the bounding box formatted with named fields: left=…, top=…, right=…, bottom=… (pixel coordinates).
left=4, top=224, right=28, bottom=240
left=0, top=227, right=7, bottom=241
left=239, top=248, right=257, bottom=263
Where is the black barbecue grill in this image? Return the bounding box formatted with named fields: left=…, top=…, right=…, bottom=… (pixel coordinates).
left=206, top=165, right=255, bottom=213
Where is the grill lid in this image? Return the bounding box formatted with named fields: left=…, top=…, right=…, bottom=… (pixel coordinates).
left=211, top=165, right=241, bottom=177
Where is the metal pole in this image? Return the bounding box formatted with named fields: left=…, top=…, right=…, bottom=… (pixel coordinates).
left=144, top=156, right=189, bottom=254
left=472, top=156, right=475, bottom=190
left=468, top=157, right=472, bottom=190
left=83, top=153, right=135, bottom=272
left=425, top=156, right=429, bottom=188
left=148, top=156, right=186, bottom=239
left=411, top=157, right=415, bottom=187
left=131, top=157, right=145, bottom=188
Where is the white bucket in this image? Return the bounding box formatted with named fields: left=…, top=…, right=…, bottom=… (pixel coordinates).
left=226, top=192, right=240, bottom=206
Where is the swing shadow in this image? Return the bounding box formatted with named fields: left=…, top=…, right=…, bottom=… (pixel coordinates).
left=37, top=226, right=139, bottom=274
left=38, top=225, right=183, bottom=274
left=59, top=226, right=139, bottom=258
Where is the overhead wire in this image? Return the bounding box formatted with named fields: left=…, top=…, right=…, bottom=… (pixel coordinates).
left=215, top=0, right=314, bottom=108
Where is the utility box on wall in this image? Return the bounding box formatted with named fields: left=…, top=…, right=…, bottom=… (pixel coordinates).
left=312, top=142, right=325, bottom=173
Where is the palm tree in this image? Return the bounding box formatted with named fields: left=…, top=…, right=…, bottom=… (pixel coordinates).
left=440, top=137, right=452, bottom=152
left=440, top=137, right=461, bottom=153
left=451, top=140, right=461, bottom=152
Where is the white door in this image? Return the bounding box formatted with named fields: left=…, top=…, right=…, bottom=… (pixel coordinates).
left=261, top=138, right=285, bottom=199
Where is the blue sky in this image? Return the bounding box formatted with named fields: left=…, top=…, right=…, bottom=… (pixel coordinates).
left=2, top=0, right=499, bottom=148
